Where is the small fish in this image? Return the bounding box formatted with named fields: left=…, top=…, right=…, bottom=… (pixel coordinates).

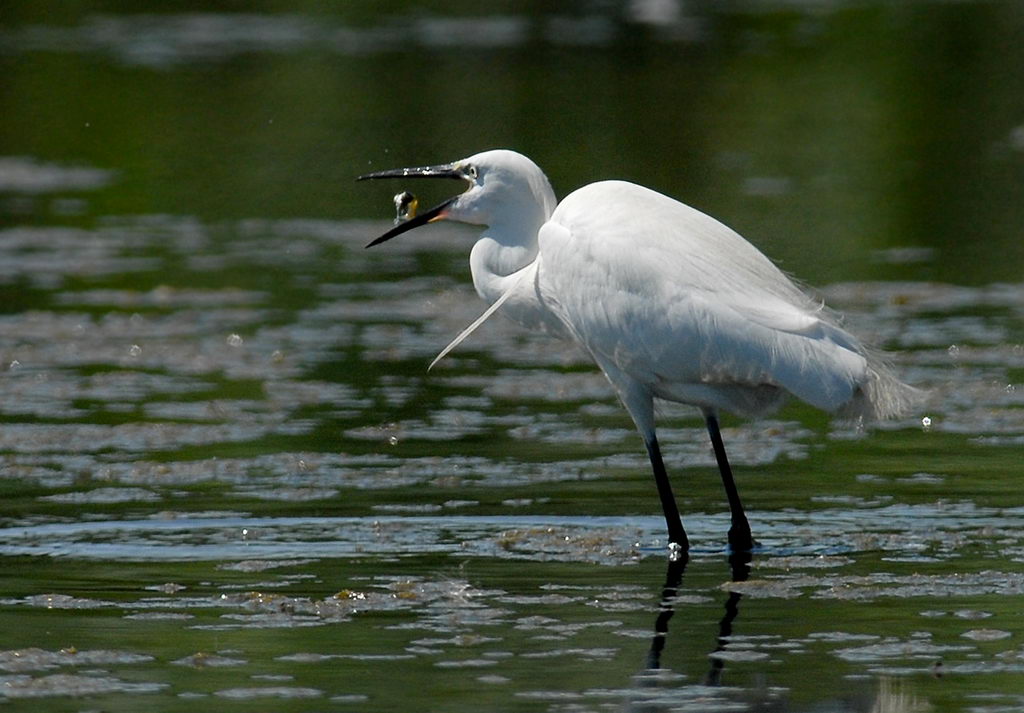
left=393, top=191, right=418, bottom=224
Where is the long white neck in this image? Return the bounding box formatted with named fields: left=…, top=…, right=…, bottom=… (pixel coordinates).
left=468, top=214, right=545, bottom=306
left=450, top=149, right=558, bottom=322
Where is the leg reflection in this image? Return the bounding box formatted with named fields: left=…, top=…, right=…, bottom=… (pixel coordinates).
left=645, top=552, right=690, bottom=670
left=705, top=550, right=752, bottom=686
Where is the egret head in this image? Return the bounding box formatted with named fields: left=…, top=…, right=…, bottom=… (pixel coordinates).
left=358, top=149, right=556, bottom=248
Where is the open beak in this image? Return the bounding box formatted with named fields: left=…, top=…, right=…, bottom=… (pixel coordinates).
left=357, top=163, right=468, bottom=248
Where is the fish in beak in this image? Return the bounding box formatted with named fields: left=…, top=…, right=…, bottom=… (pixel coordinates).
left=393, top=191, right=418, bottom=224
left=357, top=163, right=471, bottom=248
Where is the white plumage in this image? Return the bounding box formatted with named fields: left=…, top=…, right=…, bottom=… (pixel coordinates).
left=360, top=149, right=918, bottom=554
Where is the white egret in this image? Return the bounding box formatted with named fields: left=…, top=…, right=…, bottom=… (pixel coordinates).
left=358, top=149, right=917, bottom=553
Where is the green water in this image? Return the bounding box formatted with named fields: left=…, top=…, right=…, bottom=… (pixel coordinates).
left=1, top=2, right=1023, bottom=711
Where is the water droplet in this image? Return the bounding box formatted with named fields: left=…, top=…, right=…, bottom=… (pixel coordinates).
left=947, top=344, right=960, bottom=359
left=388, top=435, right=399, bottom=446
left=227, top=333, right=244, bottom=347
left=8, top=359, right=20, bottom=370
left=1005, top=384, right=1017, bottom=394
left=128, top=344, right=142, bottom=358
left=921, top=416, right=932, bottom=429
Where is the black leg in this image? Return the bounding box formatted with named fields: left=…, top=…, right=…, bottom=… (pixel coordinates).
left=644, top=436, right=689, bottom=551
left=704, top=413, right=754, bottom=552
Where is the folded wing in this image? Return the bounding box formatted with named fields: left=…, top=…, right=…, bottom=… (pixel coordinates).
left=536, top=181, right=875, bottom=416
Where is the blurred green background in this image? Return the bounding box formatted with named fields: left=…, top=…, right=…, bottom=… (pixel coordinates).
left=3, top=1, right=1022, bottom=285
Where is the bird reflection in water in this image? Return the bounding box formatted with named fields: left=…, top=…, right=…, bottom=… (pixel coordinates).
left=704, top=550, right=752, bottom=686
left=643, top=550, right=752, bottom=681
left=636, top=554, right=931, bottom=713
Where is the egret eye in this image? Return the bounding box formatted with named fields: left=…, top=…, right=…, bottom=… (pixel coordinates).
left=465, top=165, right=478, bottom=180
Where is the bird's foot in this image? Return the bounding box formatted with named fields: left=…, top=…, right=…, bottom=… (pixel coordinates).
left=727, top=526, right=757, bottom=554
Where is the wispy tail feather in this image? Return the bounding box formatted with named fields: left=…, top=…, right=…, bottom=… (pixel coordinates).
left=840, top=354, right=924, bottom=422
left=428, top=260, right=538, bottom=372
